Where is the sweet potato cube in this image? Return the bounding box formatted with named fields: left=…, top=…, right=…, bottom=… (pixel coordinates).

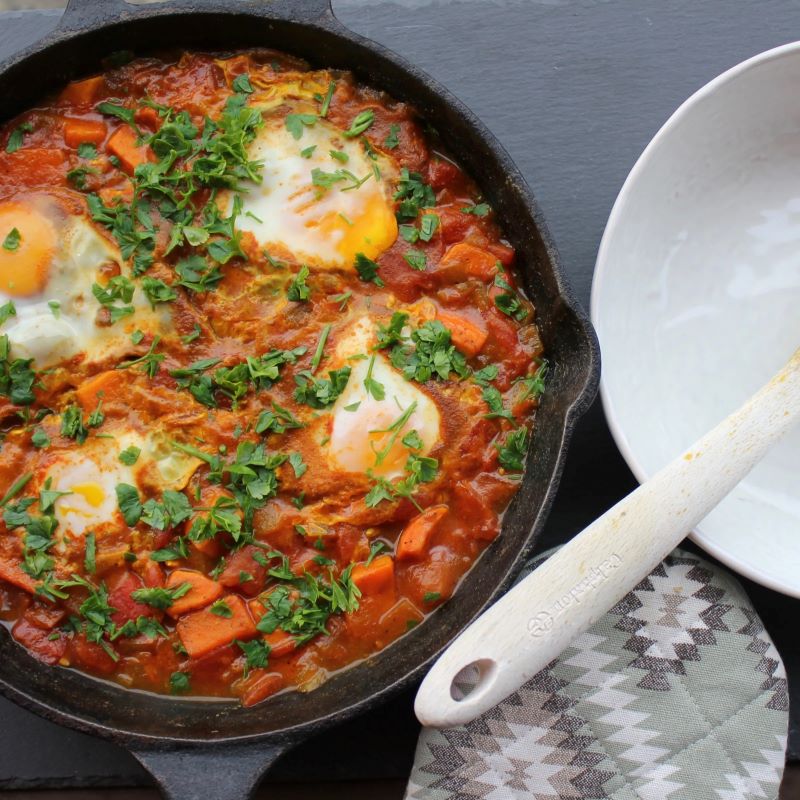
left=396, top=505, right=448, bottom=561
left=165, top=569, right=223, bottom=618
left=436, top=310, right=488, bottom=357
left=176, top=594, right=257, bottom=659
left=438, top=242, right=498, bottom=281
left=351, top=555, right=395, bottom=595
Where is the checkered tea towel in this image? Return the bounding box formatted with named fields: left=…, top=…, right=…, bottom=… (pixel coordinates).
left=406, top=548, right=788, bottom=800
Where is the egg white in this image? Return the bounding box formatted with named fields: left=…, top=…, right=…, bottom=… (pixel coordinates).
left=229, top=109, right=398, bottom=270
left=0, top=196, right=168, bottom=369
left=38, top=425, right=201, bottom=548
left=326, top=316, right=441, bottom=479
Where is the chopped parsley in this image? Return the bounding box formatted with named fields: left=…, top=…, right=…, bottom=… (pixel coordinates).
left=209, top=598, right=233, bottom=618
left=403, top=249, right=427, bottom=271
left=6, top=121, right=33, bottom=154
left=493, top=275, right=528, bottom=321
left=354, top=252, right=383, bottom=286
left=342, top=109, right=374, bottom=138
left=383, top=124, right=400, bottom=149
left=394, top=168, right=435, bottom=221
left=119, top=445, right=141, bottom=465
left=169, top=671, right=191, bottom=694
left=285, top=113, right=317, bottom=140
left=0, top=335, right=36, bottom=405
left=363, top=355, right=385, bottom=400
left=389, top=320, right=469, bottom=382
left=0, top=301, right=15, bottom=326
left=294, top=367, right=351, bottom=409
left=2, top=228, right=21, bottom=251
left=92, top=275, right=135, bottom=322
left=131, top=582, right=192, bottom=610
left=287, top=264, right=311, bottom=301
left=482, top=386, right=516, bottom=424
left=496, top=427, right=528, bottom=473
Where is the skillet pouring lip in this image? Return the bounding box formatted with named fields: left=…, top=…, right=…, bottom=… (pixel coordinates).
left=0, top=0, right=600, bottom=748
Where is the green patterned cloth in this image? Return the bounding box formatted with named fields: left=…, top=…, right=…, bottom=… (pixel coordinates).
left=407, top=548, right=788, bottom=800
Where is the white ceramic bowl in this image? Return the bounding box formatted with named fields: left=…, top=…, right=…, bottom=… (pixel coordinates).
left=592, top=43, right=800, bottom=597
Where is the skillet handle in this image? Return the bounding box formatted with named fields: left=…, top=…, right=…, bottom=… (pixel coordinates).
left=131, top=741, right=291, bottom=800
left=58, top=0, right=337, bottom=33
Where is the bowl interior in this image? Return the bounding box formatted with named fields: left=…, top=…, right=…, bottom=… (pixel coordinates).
left=594, top=44, right=800, bottom=596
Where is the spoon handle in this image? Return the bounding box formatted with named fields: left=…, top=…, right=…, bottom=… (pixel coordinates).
left=415, top=348, right=800, bottom=728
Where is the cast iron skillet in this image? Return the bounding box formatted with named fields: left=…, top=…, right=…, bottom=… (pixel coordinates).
left=0, top=0, right=599, bottom=797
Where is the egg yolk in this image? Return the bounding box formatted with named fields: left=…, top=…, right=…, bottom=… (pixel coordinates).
left=314, top=198, right=398, bottom=264
left=70, top=482, right=105, bottom=508
left=0, top=201, right=56, bottom=297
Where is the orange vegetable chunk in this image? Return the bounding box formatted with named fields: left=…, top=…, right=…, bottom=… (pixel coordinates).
left=396, top=505, right=448, bottom=562
left=0, top=556, right=36, bottom=594
left=107, top=125, right=150, bottom=174
left=165, top=569, right=223, bottom=618
left=60, top=76, right=105, bottom=106
left=436, top=310, right=488, bottom=357
left=351, top=554, right=395, bottom=595
left=264, top=629, right=297, bottom=659
left=63, top=118, right=107, bottom=148
left=438, top=242, right=498, bottom=281
left=75, top=370, right=126, bottom=413
left=177, top=594, right=257, bottom=659
left=239, top=670, right=283, bottom=707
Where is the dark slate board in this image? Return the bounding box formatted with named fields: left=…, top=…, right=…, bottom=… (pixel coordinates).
left=0, top=0, right=798, bottom=789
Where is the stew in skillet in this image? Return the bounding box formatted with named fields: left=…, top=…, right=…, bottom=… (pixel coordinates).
left=0, top=50, right=546, bottom=706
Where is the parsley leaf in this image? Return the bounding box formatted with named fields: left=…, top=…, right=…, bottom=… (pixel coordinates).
left=0, top=301, right=16, bottom=327
left=394, top=168, right=435, bottom=221
left=342, top=109, right=374, bottom=138
left=403, top=249, right=427, bottom=271
left=472, top=364, right=499, bottom=387
left=60, top=404, right=90, bottom=444
left=141, top=276, right=177, bottom=307
left=482, top=386, right=516, bottom=424
left=354, top=252, right=383, bottom=286
left=389, top=320, right=469, bottom=383
left=383, top=124, right=400, bottom=149
left=231, top=73, right=254, bottom=94
left=363, top=355, right=385, bottom=400
left=287, top=264, right=311, bottom=301
left=0, top=335, right=36, bottom=405
left=237, top=638, right=270, bottom=676
left=2, top=228, right=21, bottom=251
left=116, top=483, right=142, bottom=526
left=31, top=426, right=50, bottom=449
left=462, top=202, right=490, bottom=216
left=6, top=121, right=33, bottom=154
left=169, top=671, right=191, bottom=694
left=132, top=582, right=192, bottom=610
left=288, top=451, right=307, bottom=478
left=119, top=445, right=141, bottom=465
left=496, top=427, right=528, bottom=473
left=294, top=367, right=351, bottom=409
left=285, top=113, right=317, bottom=140
left=376, top=311, right=408, bottom=349
left=493, top=274, right=528, bottom=321
left=209, top=598, right=233, bottom=618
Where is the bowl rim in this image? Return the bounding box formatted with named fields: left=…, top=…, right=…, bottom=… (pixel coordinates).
left=591, top=39, right=800, bottom=598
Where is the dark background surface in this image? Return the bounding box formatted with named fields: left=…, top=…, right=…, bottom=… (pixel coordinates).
left=0, top=0, right=798, bottom=790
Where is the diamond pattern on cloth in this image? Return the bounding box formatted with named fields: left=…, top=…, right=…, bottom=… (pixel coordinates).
left=406, top=549, right=788, bottom=800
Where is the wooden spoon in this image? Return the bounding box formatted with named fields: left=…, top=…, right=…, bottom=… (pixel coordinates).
left=415, top=348, right=800, bottom=728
